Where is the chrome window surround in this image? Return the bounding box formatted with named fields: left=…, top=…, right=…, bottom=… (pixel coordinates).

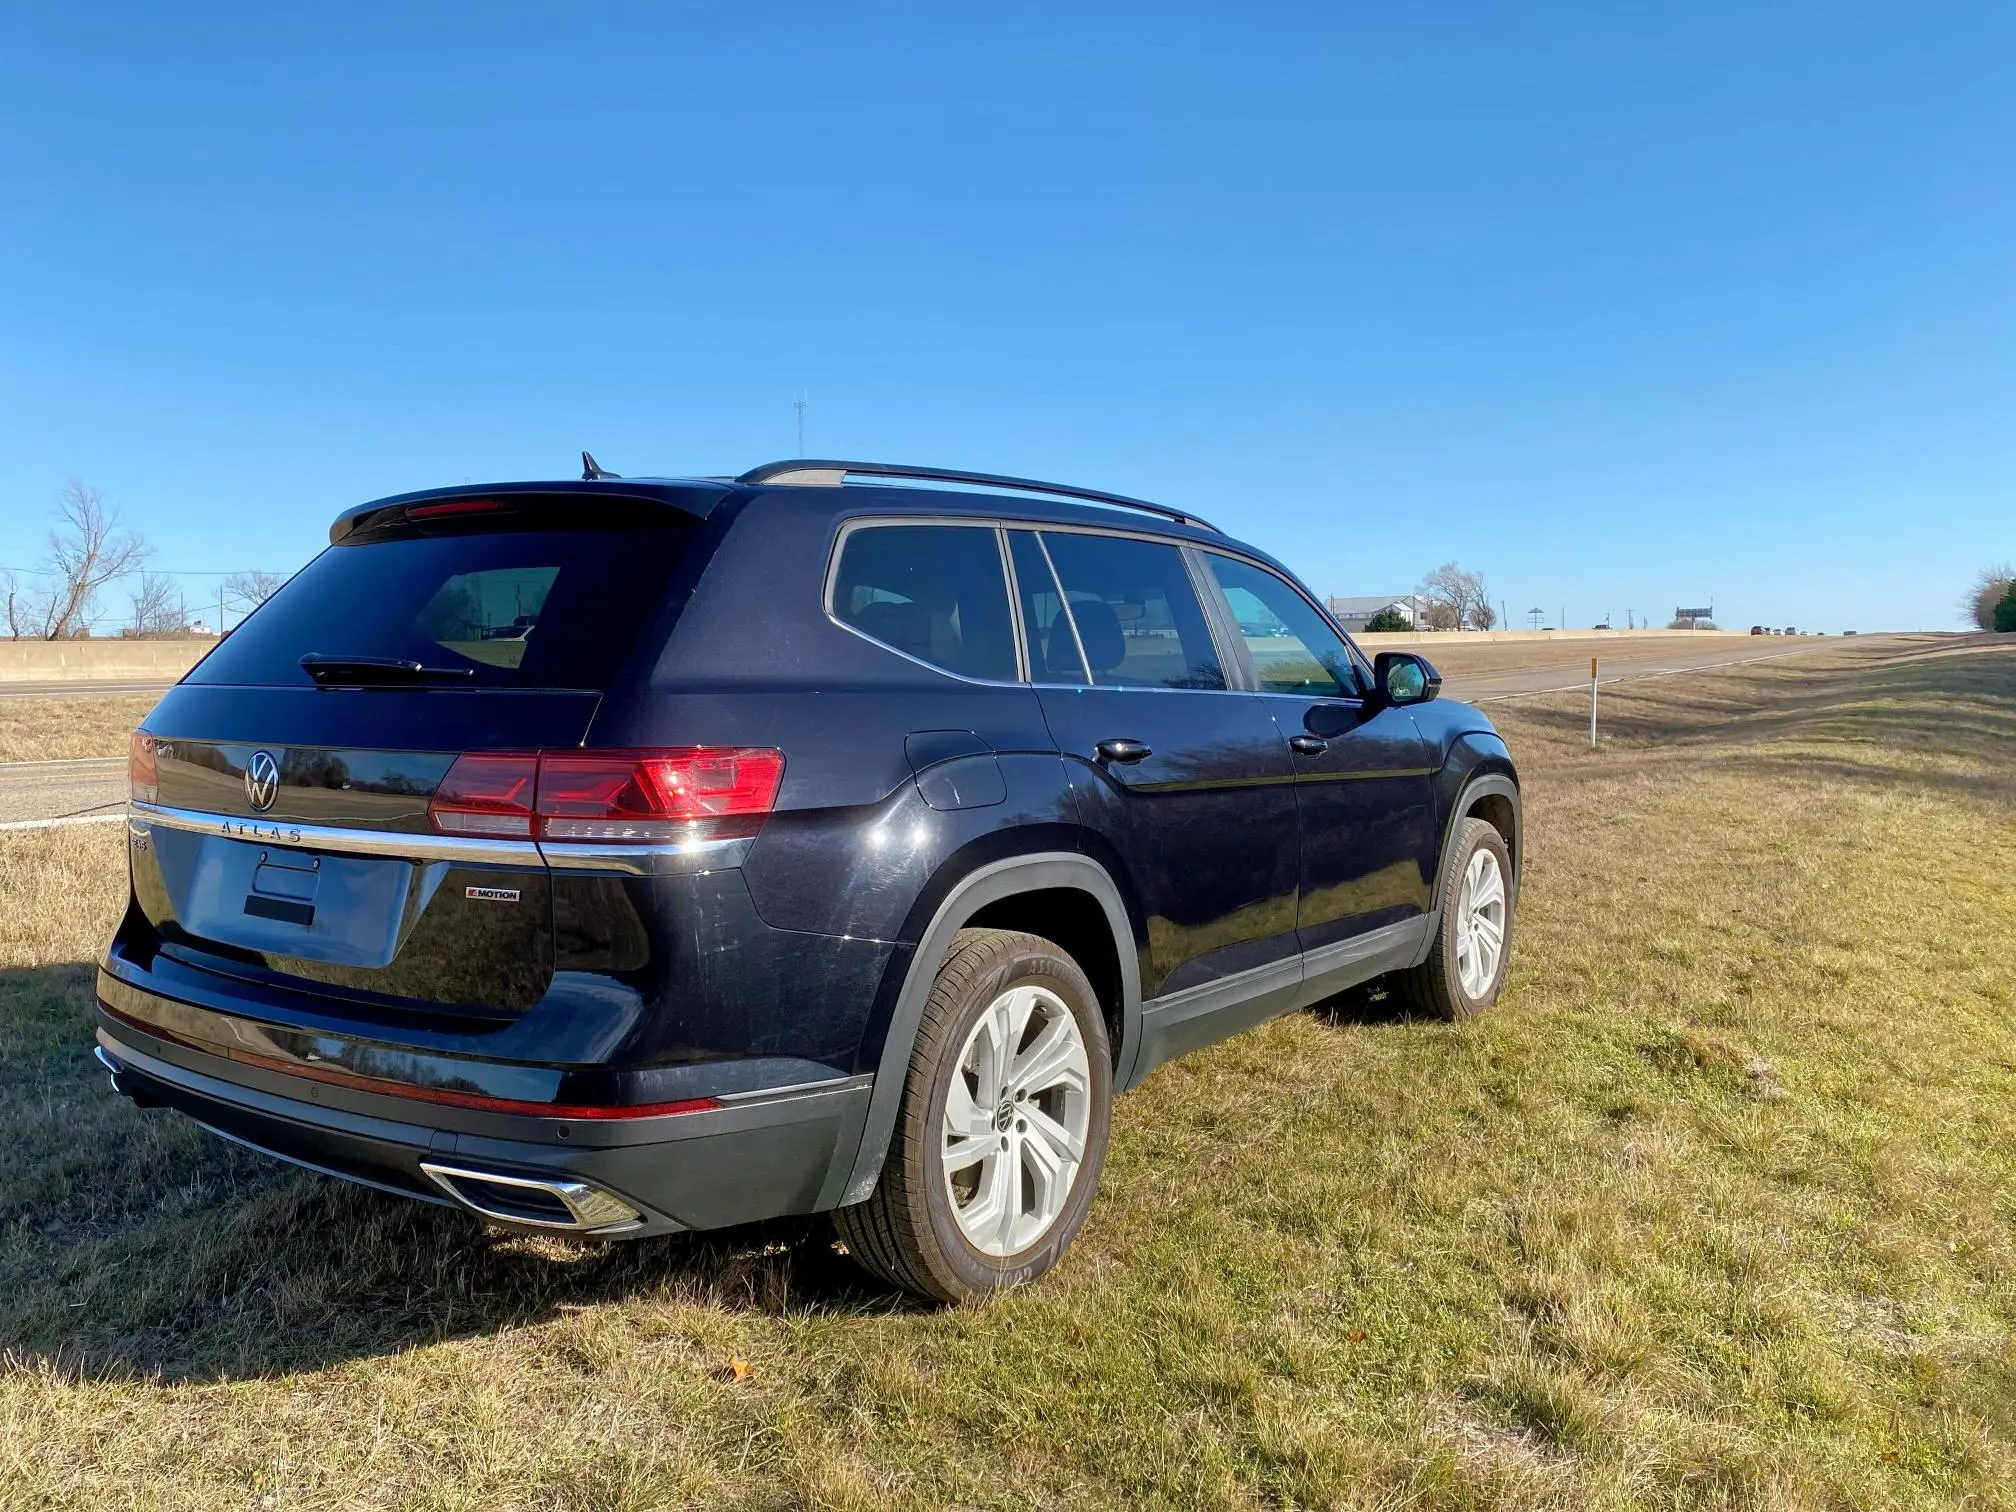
left=128, top=801, right=747, bottom=874
left=821, top=513, right=1360, bottom=697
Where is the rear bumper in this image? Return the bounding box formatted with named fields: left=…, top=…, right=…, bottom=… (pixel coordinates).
left=95, top=1011, right=873, bottom=1238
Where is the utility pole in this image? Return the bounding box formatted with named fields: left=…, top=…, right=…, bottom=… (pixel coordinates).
left=795, top=392, right=808, bottom=455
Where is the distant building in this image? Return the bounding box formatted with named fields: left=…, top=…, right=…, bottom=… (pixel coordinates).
left=1326, top=594, right=1419, bottom=631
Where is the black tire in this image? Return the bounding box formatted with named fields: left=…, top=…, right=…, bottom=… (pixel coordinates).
left=833, top=928, right=1112, bottom=1303
left=1394, top=817, right=1515, bottom=1021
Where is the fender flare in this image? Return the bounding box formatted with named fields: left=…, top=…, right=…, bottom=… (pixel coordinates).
left=829, top=851, right=1140, bottom=1206
left=1412, top=771, right=1522, bottom=968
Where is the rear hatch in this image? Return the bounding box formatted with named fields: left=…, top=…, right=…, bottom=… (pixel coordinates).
left=128, top=490, right=699, bottom=1016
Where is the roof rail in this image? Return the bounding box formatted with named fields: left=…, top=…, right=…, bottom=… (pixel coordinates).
left=734, top=459, right=1221, bottom=533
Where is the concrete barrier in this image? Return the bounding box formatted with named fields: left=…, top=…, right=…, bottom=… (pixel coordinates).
left=1349, top=628, right=1773, bottom=649
left=0, top=639, right=216, bottom=683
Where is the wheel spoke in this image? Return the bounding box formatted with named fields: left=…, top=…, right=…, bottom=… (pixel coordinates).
left=1471, top=868, right=1505, bottom=912
left=1008, top=1014, right=1088, bottom=1099
left=1472, top=912, right=1503, bottom=953
left=1023, top=1103, right=1084, bottom=1163
left=992, top=1144, right=1022, bottom=1251
left=945, top=1068, right=989, bottom=1138
left=943, top=1133, right=991, bottom=1173
left=957, top=1148, right=1016, bottom=1253
left=1020, top=1125, right=1070, bottom=1231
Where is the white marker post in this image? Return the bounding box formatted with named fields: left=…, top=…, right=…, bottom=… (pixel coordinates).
left=1589, top=657, right=1599, bottom=748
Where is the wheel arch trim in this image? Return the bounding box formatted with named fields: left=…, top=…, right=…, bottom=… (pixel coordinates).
left=828, top=851, right=1140, bottom=1207
left=1411, top=770, right=1522, bottom=969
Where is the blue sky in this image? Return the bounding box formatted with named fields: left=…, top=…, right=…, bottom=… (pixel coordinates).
left=2, top=2, right=2009, bottom=633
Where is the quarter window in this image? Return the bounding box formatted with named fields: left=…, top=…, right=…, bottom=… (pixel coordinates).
left=1039, top=532, right=1225, bottom=690
left=1205, top=554, right=1361, bottom=697
left=831, top=525, right=1018, bottom=682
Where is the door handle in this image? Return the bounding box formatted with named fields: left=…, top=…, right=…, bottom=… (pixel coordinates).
left=1289, top=734, right=1329, bottom=756
left=1095, top=738, right=1152, bottom=764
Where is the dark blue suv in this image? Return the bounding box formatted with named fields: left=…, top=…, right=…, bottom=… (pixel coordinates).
left=98, top=459, right=1520, bottom=1301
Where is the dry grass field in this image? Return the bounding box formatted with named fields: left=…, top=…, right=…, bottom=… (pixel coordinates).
left=0, top=635, right=2011, bottom=1509
left=0, top=695, right=158, bottom=765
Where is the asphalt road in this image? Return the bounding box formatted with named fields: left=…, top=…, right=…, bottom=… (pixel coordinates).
left=0, top=756, right=128, bottom=829
left=0, top=679, right=177, bottom=701
left=0, top=637, right=1874, bottom=830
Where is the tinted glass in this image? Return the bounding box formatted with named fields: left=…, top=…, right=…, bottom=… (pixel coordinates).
left=1008, top=530, right=1087, bottom=684
left=1206, top=554, right=1361, bottom=697
left=1039, top=532, right=1225, bottom=690
left=189, top=523, right=692, bottom=689
left=832, top=525, right=1017, bottom=681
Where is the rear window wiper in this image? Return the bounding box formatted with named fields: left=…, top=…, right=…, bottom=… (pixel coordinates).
left=299, top=654, right=478, bottom=686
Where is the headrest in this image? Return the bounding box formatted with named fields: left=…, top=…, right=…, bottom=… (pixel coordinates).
left=1070, top=599, right=1126, bottom=674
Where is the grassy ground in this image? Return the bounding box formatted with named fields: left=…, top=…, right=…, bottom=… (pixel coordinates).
left=1, top=637, right=2012, bottom=1509
left=0, top=695, right=158, bottom=764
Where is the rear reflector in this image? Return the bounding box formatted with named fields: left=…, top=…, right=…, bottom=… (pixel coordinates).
left=129, top=732, right=158, bottom=803
left=429, top=748, right=784, bottom=844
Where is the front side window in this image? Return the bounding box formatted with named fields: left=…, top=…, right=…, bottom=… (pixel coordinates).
left=1039, top=531, right=1225, bottom=690
left=1205, top=554, right=1361, bottom=698
left=831, top=524, right=1018, bottom=681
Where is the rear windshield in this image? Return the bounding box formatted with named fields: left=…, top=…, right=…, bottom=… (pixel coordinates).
left=190, top=523, right=692, bottom=689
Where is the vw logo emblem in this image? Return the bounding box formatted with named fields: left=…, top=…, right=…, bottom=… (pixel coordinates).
left=245, top=750, right=282, bottom=813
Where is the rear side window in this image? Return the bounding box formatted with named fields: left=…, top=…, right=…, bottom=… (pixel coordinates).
left=831, top=525, right=1017, bottom=681
left=189, top=523, right=692, bottom=689
left=1007, top=530, right=1088, bottom=685
left=1039, top=531, right=1226, bottom=690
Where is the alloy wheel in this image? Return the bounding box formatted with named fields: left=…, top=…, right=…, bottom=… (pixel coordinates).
left=1454, top=847, right=1507, bottom=999
left=941, top=983, right=1093, bottom=1257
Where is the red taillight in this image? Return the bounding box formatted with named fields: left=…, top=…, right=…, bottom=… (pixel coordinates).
left=430, top=753, right=538, bottom=837
left=129, top=732, right=158, bottom=803
left=429, top=748, right=783, bottom=844
left=408, top=498, right=503, bottom=520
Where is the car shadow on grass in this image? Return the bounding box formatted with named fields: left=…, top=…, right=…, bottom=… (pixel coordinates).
left=0, top=963, right=930, bottom=1388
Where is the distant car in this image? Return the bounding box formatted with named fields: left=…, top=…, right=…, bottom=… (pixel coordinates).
left=1750, top=625, right=1764, bottom=635
left=1844, top=630, right=1857, bottom=636
left=1592, top=623, right=1610, bottom=630
left=1784, top=626, right=1797, bottom=636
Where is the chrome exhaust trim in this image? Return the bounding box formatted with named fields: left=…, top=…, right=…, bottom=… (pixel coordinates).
left=418, top=1161, right=643, bottom=1234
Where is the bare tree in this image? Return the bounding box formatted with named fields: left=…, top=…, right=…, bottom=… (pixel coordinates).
left=129, top=572, right=188, bottom=638
left=2, top=571, right=23, bottom=640
left=34, top=479, right=149, bottom=639
left=1417, top=562, right=1491, bottom=631
left=1967, top=565, right=2013, bottom=631
left=225, top=568, right=285, bottom=613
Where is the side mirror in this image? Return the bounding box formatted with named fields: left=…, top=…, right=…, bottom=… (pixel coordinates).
left=1372, top=651, right=1441, bottom=707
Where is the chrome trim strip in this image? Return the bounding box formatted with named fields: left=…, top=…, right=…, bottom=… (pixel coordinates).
left=128, top=801, right=540, bottom=866
left=537, top=835, right=750, bottom=874
left=713, top=1072, right=872, bottom=1106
